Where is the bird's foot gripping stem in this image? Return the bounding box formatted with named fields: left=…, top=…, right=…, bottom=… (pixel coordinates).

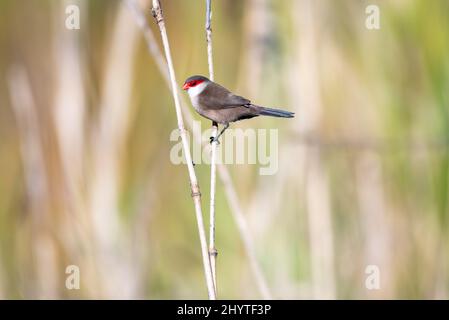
left=209, top=123, right=229, bottom=145
left=209, top=136, right=220, bottom=145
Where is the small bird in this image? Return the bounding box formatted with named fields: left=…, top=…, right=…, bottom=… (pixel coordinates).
left=182, top=75, right=294, bottom=143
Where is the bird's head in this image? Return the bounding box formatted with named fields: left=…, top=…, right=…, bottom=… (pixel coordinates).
left=182, top=75, right=210, bottom=94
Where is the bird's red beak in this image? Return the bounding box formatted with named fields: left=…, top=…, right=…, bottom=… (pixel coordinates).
left=182, top=83, right=189, bottom=90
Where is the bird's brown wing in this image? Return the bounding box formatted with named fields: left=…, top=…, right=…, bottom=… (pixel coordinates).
left=198, top=83, right=250, bottom=109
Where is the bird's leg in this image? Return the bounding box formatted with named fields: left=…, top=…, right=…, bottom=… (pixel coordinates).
left=211, top=123, right=229, bottom=144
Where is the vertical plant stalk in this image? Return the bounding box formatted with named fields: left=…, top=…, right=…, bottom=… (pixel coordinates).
left=151, top=0, right=216, bottom=300
left=206, top=0, right=214, bottom=81
left=205, top=0, right=218, bottom=295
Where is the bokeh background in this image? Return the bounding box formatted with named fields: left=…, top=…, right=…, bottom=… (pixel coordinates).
left=0, top=0, right=448, bottom=299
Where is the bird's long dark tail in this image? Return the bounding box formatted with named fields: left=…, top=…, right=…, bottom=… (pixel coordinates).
left=256, top=105, right=295, bottom=118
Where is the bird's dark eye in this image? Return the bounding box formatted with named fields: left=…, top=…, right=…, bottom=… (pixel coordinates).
left=191, top=81, right=197, bottom=86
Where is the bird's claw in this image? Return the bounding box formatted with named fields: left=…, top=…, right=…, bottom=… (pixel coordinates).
left=210, top=136, right=220, bottom=145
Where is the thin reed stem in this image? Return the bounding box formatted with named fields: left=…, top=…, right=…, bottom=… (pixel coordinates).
left=205, top=0, right=218, bottom=295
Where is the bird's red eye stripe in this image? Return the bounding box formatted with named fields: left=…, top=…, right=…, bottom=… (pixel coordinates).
left=183, top=79, right=204, bottom=90
left=190, top=80, right=204, bottom=86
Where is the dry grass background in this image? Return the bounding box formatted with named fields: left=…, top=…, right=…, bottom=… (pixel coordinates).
left=0, top=0, right=448, bottom=299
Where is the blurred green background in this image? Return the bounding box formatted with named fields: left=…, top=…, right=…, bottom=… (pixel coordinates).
left=0, top=0, right=448, bottom=299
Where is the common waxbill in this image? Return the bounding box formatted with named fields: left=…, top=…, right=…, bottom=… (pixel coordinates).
left=182, top=75, right=294, bottom=142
